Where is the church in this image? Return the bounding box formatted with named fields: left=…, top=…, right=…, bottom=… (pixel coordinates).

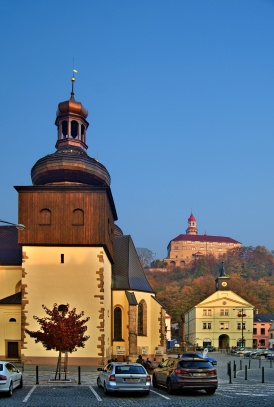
left=0, top=77, right=166, bottom=365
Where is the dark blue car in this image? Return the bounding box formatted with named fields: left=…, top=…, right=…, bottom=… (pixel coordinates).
left=181, top=352, right=217, bottom=366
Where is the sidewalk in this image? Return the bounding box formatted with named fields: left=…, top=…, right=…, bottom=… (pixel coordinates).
left=16, top=364, right=100, bottom=386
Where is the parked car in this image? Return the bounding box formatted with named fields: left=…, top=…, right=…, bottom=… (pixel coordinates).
left=181, top=352, right=217, bottom=365
left=266, top=353, right=274, bottom=360
left=152, top=357, right=218, bottom=395
left=205, top=346, right=216, bottom=352
left=97, top=362, right=151, bottom=395
left=0, top=361, right=23, bottom=397
left=195, top=346, right=203, bottom=351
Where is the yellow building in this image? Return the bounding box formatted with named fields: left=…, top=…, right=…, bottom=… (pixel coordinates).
left=165, top=213, right=241, bottom=267
left=184, top=266, right=254, bottom=349
left=0, top=81, right=166, bottom=365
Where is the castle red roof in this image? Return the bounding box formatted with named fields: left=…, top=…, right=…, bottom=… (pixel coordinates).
left=188, top=213, right=196, bottom=222
left=170, top=234, right=240, bottom=245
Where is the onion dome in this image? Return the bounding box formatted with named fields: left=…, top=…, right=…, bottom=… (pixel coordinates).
left=31, top=72, right=110, bottom=187
left=56, top=98, right=88, bottom=119
left=188, top=212, right=196, bottom=222
left=114, top=224, right=124, bottom=236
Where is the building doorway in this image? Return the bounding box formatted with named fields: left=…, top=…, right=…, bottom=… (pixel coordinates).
left=219, top=334, right=229, bottom=350
left=7, top=342, right=19, bottom=359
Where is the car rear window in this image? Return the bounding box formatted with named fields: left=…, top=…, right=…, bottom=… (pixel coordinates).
left=0, top=364, right=2, bottom=371
left=115, top=365, right=146, bottom=374
left=179, top=361, right=213, bottom=369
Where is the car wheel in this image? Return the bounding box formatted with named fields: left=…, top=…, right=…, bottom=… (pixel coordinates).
left=8, top=382, right=13, bottom=397
left=19, top=377, right=23, bottom=389
left=97, top=377, right=101, bottom=388
left=206, top=388, right=216, bottom=395
left=152, top=374, right=158, bottom=388
left=166, top=379, right=173, bottom=394
left=103, top=382, right=109, bottom=395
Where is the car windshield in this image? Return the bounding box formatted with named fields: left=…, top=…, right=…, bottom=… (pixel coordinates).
left=179, top=361, right=213, bottom=369
left=115, top=365, right=146, bottom=374
left=0, top=364, right=3, bottom=371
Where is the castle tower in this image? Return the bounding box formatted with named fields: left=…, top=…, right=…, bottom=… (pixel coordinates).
left=186, top=212, right=198, bottom=235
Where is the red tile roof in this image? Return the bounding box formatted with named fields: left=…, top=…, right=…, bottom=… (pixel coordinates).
left=170, top=234, right=241, bottom=244
left=188, top=213, right=196, bottom=222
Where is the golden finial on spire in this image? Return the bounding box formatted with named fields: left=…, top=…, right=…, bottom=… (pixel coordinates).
left=70, top=60, right=78, bottom=98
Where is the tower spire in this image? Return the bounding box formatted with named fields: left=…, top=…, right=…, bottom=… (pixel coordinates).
left=71, top=68, right=77, bottom=99
left=186, top=212, right=198, bottom=235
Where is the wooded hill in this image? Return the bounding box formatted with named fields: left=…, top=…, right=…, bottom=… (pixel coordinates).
left=145, top=246, right=274, bottom=322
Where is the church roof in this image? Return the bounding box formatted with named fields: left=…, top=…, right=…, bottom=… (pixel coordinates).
left=170, top=234, right=240, bottom=245
left=151, top=295, right=166, bottom=308
left=112, top=235, right=154, bottom=293
left=0, top=226, right=22, bottom=266
left=0, top=292, right=22, bottom=304
left=125, top=291, right=138, bottom=305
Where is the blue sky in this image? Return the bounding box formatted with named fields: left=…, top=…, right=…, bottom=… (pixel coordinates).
left=1, top=0, right=274, bottom=259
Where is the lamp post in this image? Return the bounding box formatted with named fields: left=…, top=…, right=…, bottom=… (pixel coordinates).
left=233, top=308, right=247, bottom=348
left=0, top=219, right=25, bottom=230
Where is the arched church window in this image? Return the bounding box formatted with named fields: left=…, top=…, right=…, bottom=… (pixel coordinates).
left=138, top=300, right=147, bottom=336
left=114, top=307, right=122, bottom=340
left=72, top=209, right=84, bottom=225
left=62, top=120, right=68, bottom=137
left=39, top=209, right=51, bottom=225
left=71, top=120, right=78, bottom=138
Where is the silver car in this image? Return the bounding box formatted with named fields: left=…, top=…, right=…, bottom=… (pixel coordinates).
left=97, top=362, right=151, bottom=395
left=0, top=361, right=23, bottom=397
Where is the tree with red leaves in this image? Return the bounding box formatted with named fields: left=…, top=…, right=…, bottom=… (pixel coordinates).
left=26, top=303, right=90, bottom=380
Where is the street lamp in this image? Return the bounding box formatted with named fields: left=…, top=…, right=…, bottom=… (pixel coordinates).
left=233, top=308, right=247, bottom=348
left=0, top=219, right=25, bottom=230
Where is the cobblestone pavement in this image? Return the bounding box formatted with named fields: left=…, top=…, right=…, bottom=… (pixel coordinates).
left=1, top=353, right=274, bottom=406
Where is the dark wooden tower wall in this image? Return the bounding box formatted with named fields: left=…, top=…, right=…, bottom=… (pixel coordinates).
left=15, top=185, right=117, bottom=262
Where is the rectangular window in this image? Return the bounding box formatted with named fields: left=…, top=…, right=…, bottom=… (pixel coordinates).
left=61, top=254, right=64, bottom=263
left=253, top=328, right=257, bottom=335
left=261, top=328, right=265, bottom=335
left=208, top=322, right=211, bottom=329
left=203, top=323, right=207, bottom=329
left=237, top=323, right=241, bottom=330
left=203, top=309, right=212, bottom=316
left=220, top=309, right=229, bottom=316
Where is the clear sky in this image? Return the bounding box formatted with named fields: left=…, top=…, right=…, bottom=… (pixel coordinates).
left=1, top=0, right=274, bottom=259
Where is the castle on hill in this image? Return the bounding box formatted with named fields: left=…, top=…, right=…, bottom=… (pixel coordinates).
left=164, top=212, right=241, bottom=268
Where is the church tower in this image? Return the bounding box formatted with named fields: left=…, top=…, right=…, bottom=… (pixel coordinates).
left=186, top=212, right=198, bottom=235
left=15, top=74, right=117, bottom=365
